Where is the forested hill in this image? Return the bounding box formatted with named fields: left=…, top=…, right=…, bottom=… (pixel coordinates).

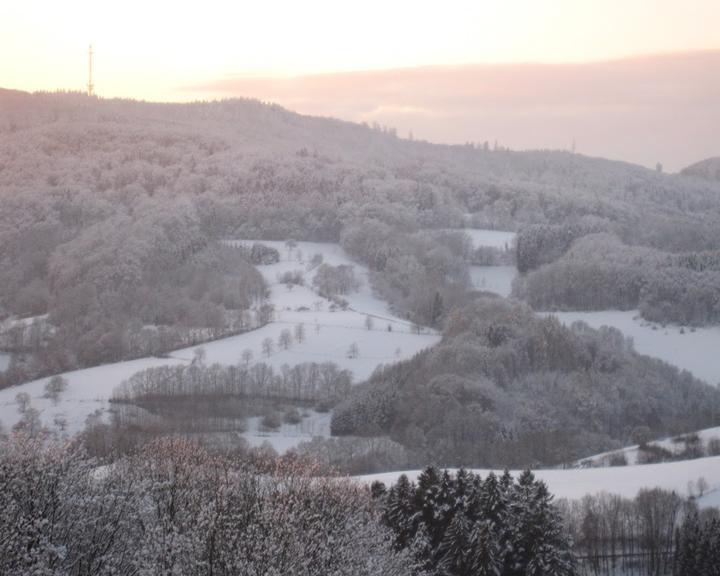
left=2, top=89, right=720, bottom=384
left=2, top=88, right=720, bottom=244
left=681, top=157, right=720, bottom=183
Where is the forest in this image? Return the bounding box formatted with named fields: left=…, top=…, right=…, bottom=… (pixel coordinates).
left=331, top=297, right=720, bottom=468
left=1, top=433, right=716, bottom=576
left=2, top=90, right=720, bottom=464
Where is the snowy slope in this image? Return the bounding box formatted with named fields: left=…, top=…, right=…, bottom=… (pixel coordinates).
left=0, top=357, right=185, bottom=434
left=546, top=310, right=720, bottom=386
left=0, top=241, right=439, bottom=436
left=581, top=425, right=720, bottom=467
left=201, top=240, right=440, bottom=379
left=469, top=265, right=516, bottom=297
left=357, top=456, right=720, bottom=507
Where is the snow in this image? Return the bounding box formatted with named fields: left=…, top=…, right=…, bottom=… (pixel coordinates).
left=182, top=240, right=440, bottom=380
left=0, top=357, right=185, bottom=435
left=357, top=456, right=720, bottom=507
left=242, top=410, right=331, bottom=453
left=0, top=352, right=10, bottom=372
left=0, top=241, right=439, bottom=437
left=469, top=265, right=516, bottom=297
left=0, top=314, right=49, bottom=331
left=581, top=426, right=720, bottom=467
left=545, top=310, right=720, bottom=386
left=447, top=229, right=516, bottom=250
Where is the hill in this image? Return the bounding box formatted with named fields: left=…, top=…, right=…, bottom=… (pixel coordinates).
left=681, top=156, right=720, bottom=182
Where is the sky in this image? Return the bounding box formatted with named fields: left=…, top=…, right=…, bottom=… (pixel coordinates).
left=2, top=0, right=719, bottom=168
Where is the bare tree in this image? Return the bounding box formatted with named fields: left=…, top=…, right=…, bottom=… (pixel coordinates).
left=696, top=477, right=709, bottom=497
left=262, top=337, right=274, bottom=358
left=364, top=315, right=374, bottom=330
left=278, top=329, right=293, bottom=350
left=15, top=392, right=31, bottom=414
left=285, top=239, right=298, bottom=258
left=241, top=348, right=254, bottom=366
left=192, top=347, right=207, bottom=365
left=44, top=375, right=68, bottom=405
left=347, top=342, right=359, bottom=359
left=294, top=323, right=306, bottom=343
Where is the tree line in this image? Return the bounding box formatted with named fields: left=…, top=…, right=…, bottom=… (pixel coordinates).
left=0, top=434, right=417, bottom=576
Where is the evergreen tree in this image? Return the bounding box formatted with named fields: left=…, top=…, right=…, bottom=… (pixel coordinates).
left=675, top=510, right=700, bottom=576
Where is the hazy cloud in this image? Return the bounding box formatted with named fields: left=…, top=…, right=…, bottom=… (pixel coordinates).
left=188, top=51, right=720, bottom=171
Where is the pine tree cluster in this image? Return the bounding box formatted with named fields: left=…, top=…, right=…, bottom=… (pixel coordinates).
left=675, top=511, right=720, bottom=576
left=375, top=467, right=577, bottom=576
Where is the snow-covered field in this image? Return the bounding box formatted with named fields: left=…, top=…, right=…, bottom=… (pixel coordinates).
left=546, top=310, right=720, bottom=386
left=0, top=357, right=186, bottom=434
left=451, top=229, right=516, bottom=251
left=357, top=456, right=720, bottom=508
left=242, top=411, right=331, bottom=453
left=444, top=228, right=518, bottom=297
left=0, top=241, right=439, bottom=438
left=470, top=265, right=516, bottom=297
left=179, top=241, right=439, bottom=380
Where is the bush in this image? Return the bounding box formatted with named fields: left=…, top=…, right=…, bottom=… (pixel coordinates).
left=607, top=452, right=628, bottom=466
left=707, top=437, right=720, bottom=456
left=44, top=375, right=68, bottom=403
left=284, top=408, right=302, bottom=425
left=260, top=411, right=282, bottom=431
left=636, top=444, right=674, bottom=464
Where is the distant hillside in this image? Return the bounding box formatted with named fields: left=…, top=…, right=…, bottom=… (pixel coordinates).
left=193, top=50, right=720, bottom=171
left=2, top=88, right=720, bottom=242
left=681, top=157, right=720, bottom=182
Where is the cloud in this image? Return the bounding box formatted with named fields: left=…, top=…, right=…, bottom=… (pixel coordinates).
left=187, top=51, right=720, bottom=170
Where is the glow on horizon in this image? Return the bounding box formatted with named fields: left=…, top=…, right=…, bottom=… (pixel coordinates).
left=2, top=0, right=720, bottom=101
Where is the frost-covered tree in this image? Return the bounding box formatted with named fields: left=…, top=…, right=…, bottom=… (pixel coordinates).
left=44, top=374, right=68, bottom=404
left=278, top=328, right=293, bottom=350
left=294, top=322, right=306, bottom=343
left=377, top=467, right=576, bottom=576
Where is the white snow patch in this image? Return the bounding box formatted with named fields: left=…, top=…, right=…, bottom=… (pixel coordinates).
left=469, top=265, right=516, bottom=297
left=445, top=229, right=516, bottom=250
left=242, top=411, right=331, bottom=453
left=0, top=356, right=185, bottom=434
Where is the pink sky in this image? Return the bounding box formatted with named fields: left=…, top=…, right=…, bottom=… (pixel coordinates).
left=189, top=51, right=720, bottom=171
left=3, top=1, right=719, bottom=169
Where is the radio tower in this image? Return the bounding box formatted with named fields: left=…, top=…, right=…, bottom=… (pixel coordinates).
left=87, top=44, right=94, bottom=96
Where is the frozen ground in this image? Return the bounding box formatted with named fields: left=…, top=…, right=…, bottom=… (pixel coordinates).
left=445, top=229, right=516, bottom=250
left=357, top=456, right=720, bottom=508
left=0, top=241, right=439, bottom=438
left=546, top=310, right=720, bottom=386
left=242, top=410, right=331, bottom=453
left=470, top=265, right=516, bottom=297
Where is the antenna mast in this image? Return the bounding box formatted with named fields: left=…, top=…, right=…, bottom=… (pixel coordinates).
left=87, top=44, right=94, bottom=96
